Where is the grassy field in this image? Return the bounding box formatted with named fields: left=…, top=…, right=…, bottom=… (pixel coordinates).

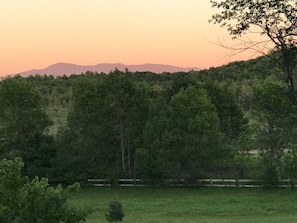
left=69, top=187, right=297, bottom=223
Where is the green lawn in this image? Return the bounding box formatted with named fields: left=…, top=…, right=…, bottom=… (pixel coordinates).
left=69, top=187, right=297, bottom=223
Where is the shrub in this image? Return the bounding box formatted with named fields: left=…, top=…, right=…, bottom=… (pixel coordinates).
left=105, top=200, right=124, bottom=223
left=0, top=157, right=89, bottom=223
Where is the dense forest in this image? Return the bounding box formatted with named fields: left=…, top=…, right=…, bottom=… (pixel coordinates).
left=1, top=54, right=297, bottom=187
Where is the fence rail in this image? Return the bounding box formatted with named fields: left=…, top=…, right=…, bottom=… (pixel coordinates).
left=87, top=178, right=296, bottom=188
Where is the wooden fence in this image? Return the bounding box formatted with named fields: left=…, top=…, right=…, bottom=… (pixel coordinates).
left=87, top=178, right=295, bottom=188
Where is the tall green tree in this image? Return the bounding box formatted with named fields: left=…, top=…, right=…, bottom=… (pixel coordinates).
left=248, top=80, right=297, bottom=184
left=138, top=86, right=224, bottom=182
left=0, top=77, right=53, bottom=177
left=210, top=0, right=297, bottom=104
left=99, top=70, right=148, bottom=178
left=166, top=86, right=223, bottom=181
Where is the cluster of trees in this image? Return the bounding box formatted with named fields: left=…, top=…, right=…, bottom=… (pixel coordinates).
left=49, top=70, right=246, bottom=184
left=1, top=57, right=297, bottom=187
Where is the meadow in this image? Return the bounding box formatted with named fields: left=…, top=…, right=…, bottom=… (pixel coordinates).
left=69, top=187, right=297, bottom=223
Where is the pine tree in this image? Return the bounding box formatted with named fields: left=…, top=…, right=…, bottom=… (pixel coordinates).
left=105, top=200, right=124, bottom=223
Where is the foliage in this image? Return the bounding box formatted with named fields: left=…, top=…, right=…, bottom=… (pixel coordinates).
left=105, top=200, right=124, bottom=223
left=0, top=157, right=89, bottom=223
left=0, top=77, right=54, bottom=178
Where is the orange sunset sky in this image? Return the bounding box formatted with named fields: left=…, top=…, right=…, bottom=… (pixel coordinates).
left=1, top=1, right=262, bottom=76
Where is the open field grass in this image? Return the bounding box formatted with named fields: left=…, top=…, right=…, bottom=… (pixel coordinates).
left=69, top=187, right=297, bottom=223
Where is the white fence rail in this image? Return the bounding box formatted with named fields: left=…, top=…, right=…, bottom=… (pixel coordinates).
left=87, top=178, right=295, bottom=188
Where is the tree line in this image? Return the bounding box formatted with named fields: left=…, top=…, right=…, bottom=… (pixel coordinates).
left=1, top=56, right=297, bottom=187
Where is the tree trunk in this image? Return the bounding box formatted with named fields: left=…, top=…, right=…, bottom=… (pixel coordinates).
left=120, top=121, right=126, bottom=173
left=127, top=127, right=132, bottom=178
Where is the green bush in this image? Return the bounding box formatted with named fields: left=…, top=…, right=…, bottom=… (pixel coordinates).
left=106, top=200, right=125, bottom=223
left=0, top=157, right=89, bottom=223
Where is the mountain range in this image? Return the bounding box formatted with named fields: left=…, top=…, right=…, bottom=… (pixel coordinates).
left=16, top=63, right=200, bottom=77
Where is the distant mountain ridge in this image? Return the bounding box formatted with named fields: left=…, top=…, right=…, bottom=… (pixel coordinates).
left=16, top=63, right=200, bottom=77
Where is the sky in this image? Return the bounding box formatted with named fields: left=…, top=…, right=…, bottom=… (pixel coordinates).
left=0, top=0, right=261, bottom=76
